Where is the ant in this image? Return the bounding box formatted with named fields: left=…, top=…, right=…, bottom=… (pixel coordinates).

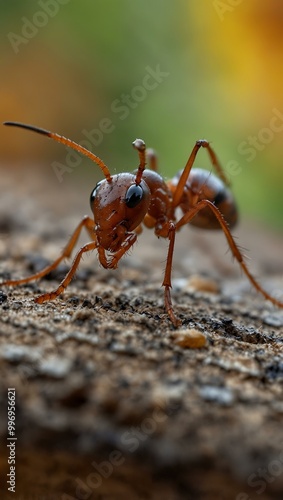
left=1, top=121, right=283, bottom=327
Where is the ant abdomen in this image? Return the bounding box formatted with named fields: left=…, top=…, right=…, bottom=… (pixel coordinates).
left=170, top=168, right=238, bottom=230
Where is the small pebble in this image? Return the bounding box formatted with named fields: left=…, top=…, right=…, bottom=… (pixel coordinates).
left=187, top=275, right=220, bottom=293
left=199, top=385, right=234, bottom=406
left=39, top=356, right=72, bottom=378
left=173, top=328, right=207, bottom=349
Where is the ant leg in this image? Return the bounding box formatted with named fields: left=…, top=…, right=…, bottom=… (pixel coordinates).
left=173, top=140, right=230, bottom=208
left=176, top=200, right=283, bottom=308
left=146, top=148, right=158, bottom=171
left=1, top=216, right=95, bottom=286
left=204, top=142, right=230, bottom=187
left=36, top=241, right=97, bottom=303
left=160, top=222, right=181, bottom=327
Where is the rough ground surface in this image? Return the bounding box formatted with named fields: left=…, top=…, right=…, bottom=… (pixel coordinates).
left=0, top=168, right=283, bottom=500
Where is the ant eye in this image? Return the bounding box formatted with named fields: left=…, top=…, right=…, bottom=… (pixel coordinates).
left=125, top=184, right=144, bottom=208
left=90, top=181, right=102, bottom=208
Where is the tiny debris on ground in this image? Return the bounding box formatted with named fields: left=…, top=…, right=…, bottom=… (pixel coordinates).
left=0, top=168, right=283, bottom=499
left=172, top=328, right=207, bottom=348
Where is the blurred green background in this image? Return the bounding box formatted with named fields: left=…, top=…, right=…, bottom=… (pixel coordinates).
left=1, top=0, right=283, bottom=228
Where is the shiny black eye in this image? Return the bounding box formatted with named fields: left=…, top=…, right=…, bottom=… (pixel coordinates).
left=125, top=184, right=144, bottom=208
left=90, top=181, right=102, bottom=209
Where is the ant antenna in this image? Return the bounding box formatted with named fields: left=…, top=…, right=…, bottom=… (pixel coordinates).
left=3, top=121, right=112, bottom=182
left=132, top=138, right=146, bottom=185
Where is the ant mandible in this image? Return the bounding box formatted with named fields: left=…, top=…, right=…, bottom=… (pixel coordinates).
left=2, top=121, right=283, bottom=327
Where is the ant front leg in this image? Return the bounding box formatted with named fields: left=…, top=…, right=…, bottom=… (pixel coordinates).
left=36, top=240, right=97, bottom=303
left=1, top=216, right=96, bottom=287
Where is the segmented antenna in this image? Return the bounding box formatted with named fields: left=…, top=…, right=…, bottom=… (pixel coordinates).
left=4, top=121, right=112, bottom=182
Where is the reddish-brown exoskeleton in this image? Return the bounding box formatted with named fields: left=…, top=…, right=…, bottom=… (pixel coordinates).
left=2, top=121, right=283, bottom=326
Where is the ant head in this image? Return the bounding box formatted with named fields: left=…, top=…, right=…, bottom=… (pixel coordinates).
left=90, top=173, right=150, bottom=252
left=89, top=138, right=150, bottom=252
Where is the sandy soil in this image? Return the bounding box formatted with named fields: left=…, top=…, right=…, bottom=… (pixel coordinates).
left=0, top=168, right=283, bottom=500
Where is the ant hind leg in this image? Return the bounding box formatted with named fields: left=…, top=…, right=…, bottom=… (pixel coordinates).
left=176, top=200, right=283, bottom=309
